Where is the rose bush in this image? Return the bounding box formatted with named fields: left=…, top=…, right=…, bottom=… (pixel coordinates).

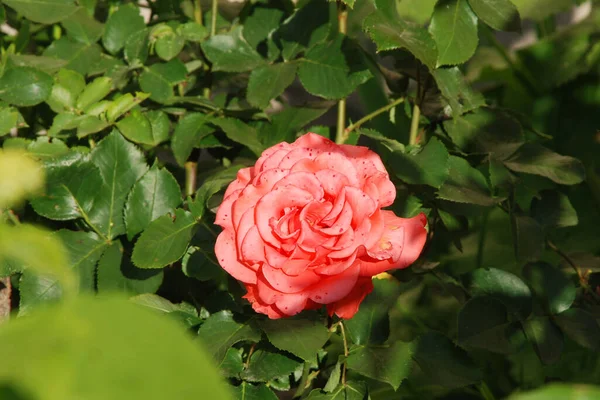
left=215, top=133, right=427, bottom=319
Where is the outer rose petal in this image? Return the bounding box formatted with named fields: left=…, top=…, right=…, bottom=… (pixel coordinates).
left=215, top=230, right=257, bottom=284
left=244, top=285, right=285, bottom=319
left=215, top=189, right=242, bottom=230
left=327, top=278, right=374, bottom=319
left=293, top=132, right=338, bottom=150
left=224, top=167, right=253, bottom=198
left=360, top=212, right=428, bottom=276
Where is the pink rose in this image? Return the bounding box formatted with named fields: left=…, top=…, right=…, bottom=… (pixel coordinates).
left=215, top=133, right=427, bottom=319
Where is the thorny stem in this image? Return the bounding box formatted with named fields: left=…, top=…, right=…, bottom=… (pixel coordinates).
left=5, top=209, right=20, bottom=225
left=244, top=343, right=256, bottom=369
left=345, top=97, right=406, bottom=135
left=335, top=2, right=348, bottom=144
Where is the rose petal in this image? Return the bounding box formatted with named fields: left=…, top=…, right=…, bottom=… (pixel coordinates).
left=313, top=152, right=359, bottom=187
left=215, top=230, right=257, bottom=284
left=255, top=147, right=291, bottom=172
left=344, top=186, right=377, bottom=225
left=273, top=172, right=324, bottom=199
left=215, top=189, right=242, bottom=230
left=278, top=147, right=320, bottom=169
left=292, top=132, right=337, bottom=150
left=255, top=186, right=314, bottom=248
left=236, top=207, right=256, bottom=255
left=262, top=264, right=321, bottom=293
left=241, top=226, right=265, bottom=264
left=327, top=278, right=374, bottom=319
left=314, top=249, right=358, bottom=275
left=340, top=144, right=387, bottom=174
left=361, top=212, right=427, bottom=276
left=276, top=293, right=308, bottom=316
left=244, top=284, right=285, bottom=319
left=308, top=261, right=360, bottom=304
left=315, top=169, right=350, bottom=197
left=224, top=167, right=253, bottom=198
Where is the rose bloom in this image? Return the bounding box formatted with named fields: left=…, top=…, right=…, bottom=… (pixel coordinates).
left=215, top=133, right=427, bottom=319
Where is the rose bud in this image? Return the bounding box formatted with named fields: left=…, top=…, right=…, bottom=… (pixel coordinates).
left=215, top=133, right=427, bottom=319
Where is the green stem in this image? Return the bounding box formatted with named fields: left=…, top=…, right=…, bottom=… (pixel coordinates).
left=476, top=210, right=490, bottom=269
left=409, top=102, right=421, bottom=146
left=194, top=0, right=203, bottom=25
left=5, top=210, right=20, bottom=226
left=345, top=97, right=405, bottom=135
left=478, top=382, right=496, bottom=400
left=210, top=0, right=218, bottom=37
left=338, top=321, right=349, bottom=385
left=184, top=161, right=198, bottom=197
left=481, top=26, right=539, bottom=96
left=335, top=2, right=348, bottom=144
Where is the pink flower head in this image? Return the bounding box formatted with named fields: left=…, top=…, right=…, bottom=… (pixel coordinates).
left=215, top=133, right=427, bottom=319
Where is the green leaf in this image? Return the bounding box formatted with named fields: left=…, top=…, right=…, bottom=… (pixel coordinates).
left=8, top=54, right=68, bottom=75
left=30, top=156, right=104, bottom=222
left=177, top=22, right=208, bottom=43
left=105, top=92, right=150, bottom=122
left=438, top=156, right=498, bottom=206
left=43, top=38, right=103, bottom=75
left=396, top=0, right=438, bottom=24
left=0, top=67, right=53, bottom=107
left=432, top=67, right=486, bottom=116
left=0, top=296, right=231, bottom=399
left=124, top=28, right=150, bottom=66
left=345, top=278, right=401, bottom=345
left=504, top=143, right=585, bottom=185
left=357, top=128, right=405, bottom=153
left=131, top=209, right=196, bottom=269
left=241, top=349, right=301, bottom=383
left=468, top=0, right=521, bottom=31
left=347, top=341, right=414, bottom=390
left=2, top=0, right=77, bottom=24
left=189, top=165, right=242, bottom=221
left=0, top=108, right=20, bottom=136
left=259, top=318, right=330, bottom=362
left=76, top=76, right=113, bottom=111
left=247, top=63, right=297, bottom=109
left=260, top=106, right=330, bottom=147
left=220, top=348, right=244, bottom=378
left=197, top=310, right=261, bottom=363
left=201, top=26, right=266, bottom=73
left=307, top=381, right=367, bottom=400
left=19, top=230, right=107, bottom=315
left=510, top=0, right=572, bottom=22
left=413, top=332, right=482, bottom=389
left=62, top=8, right=104, bottom=45
left=47, top=69, right=86, bottom=112
left=89, top=130, right=149, bottom=239
left=508, top=384, right=600, bottom=400
left=0, top=224, right=75, bottom=295
left=531, top=190, right=578, bottom=229
left=513, top=215, right=544, bottom=262
left=171, top=113, right=215, bottom=166
left=243, top=7, right=285, bottom=49
left=146, top=110, right=170, bottom=144
left=155, top=33, right=185, bottom=61
left=299, top=35, right=372, bottom=100
left=523, top=317, right=563, bottom=364
left=429, top=0, right=479, bottom=66
left=102, top=4, right=146, bottom=54
left=462, top=267, right=532, bottom=320
left=96, top=240, right=164, bottom=295
left=523, top=262, right=575, bottom=315
left=116, top=109, right=153, bottom=145
left=232, top=382, right=278, bottom=400
left=212, top=118, right=264, bottom=157
left=391, top=137, right=450, bottom=188
left=554, top=308, right=600, bottom=350
left=124, top=163, right=182, bottom=240
left=364, top=4, right=438, bottom=70
left=139, top=60, right=188, bottom=103
left=458, top=296, right=525, bottom=354
left=274, top=0, right=332, bottom=61
left=443, top=108, right=523, bottom=159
